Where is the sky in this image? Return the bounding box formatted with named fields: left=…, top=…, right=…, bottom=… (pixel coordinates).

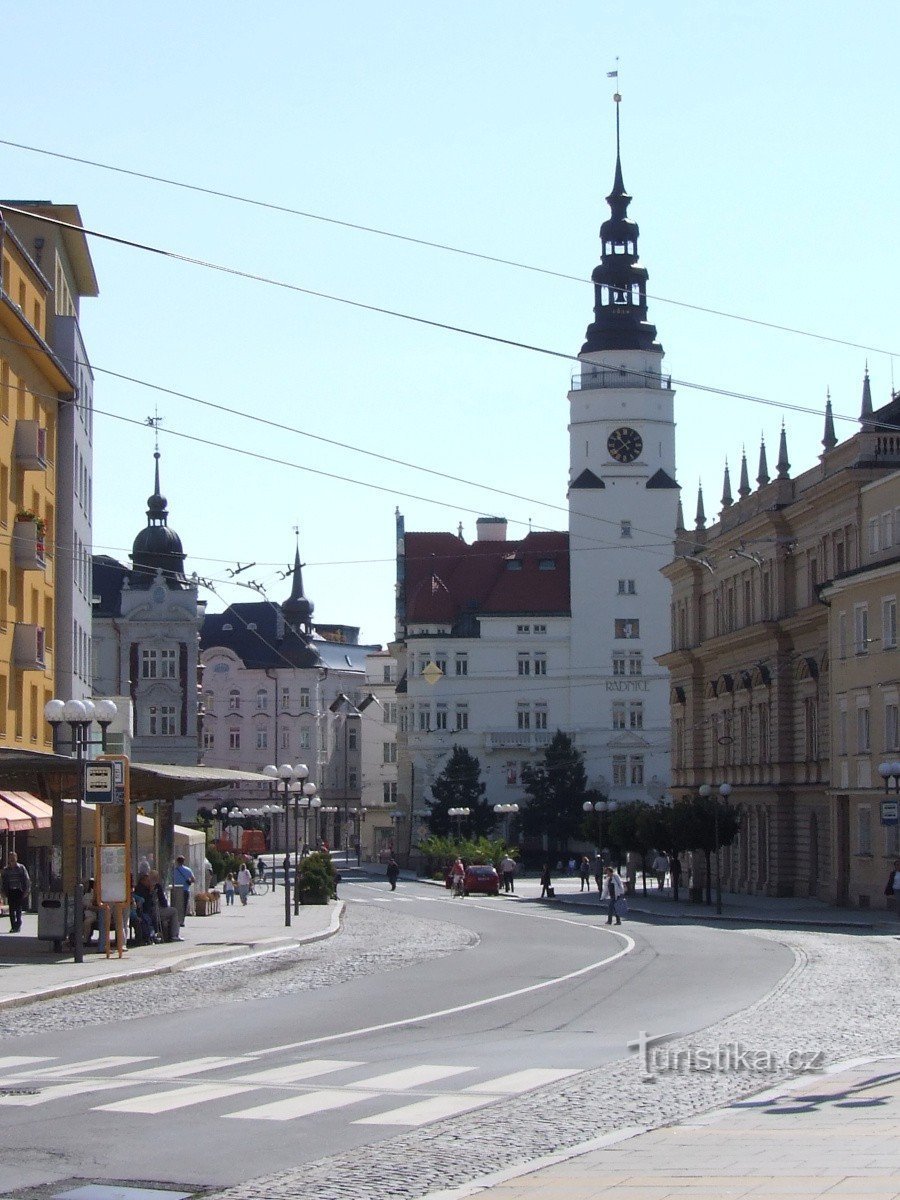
left=1, top=2, right=898, bottom=647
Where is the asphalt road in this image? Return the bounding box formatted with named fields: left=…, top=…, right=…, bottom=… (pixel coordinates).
left=0, top=875, right=794, bottom=1196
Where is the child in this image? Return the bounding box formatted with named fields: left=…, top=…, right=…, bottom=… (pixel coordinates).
left=223, top=873, right=235, bottom=906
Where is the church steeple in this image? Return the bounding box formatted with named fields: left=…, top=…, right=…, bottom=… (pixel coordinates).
left=860, top=366, right=873, bottom=424
left=281, top=534, right=315, bottom=637
left=580, top=95, right=660, bottom=356
left=130, top=449, right=187, bottom=587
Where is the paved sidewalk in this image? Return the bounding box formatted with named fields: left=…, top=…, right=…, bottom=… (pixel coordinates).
left=0, top=886, right=342, bottom=1009
left=429, top=1056, right=900, bottom=1200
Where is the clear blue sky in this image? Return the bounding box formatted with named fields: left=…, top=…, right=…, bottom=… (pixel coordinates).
left=2, top=2, right=898, bottom=645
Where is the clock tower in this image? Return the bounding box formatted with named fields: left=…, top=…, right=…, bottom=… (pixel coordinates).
left=568, top=96, right=678, bottom=802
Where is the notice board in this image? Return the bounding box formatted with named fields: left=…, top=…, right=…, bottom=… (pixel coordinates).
left=99, top=843, right=128, bottom=904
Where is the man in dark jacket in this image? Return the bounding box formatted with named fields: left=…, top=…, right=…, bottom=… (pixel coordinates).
left=1, top=852, right=30, bottom=932
left=386, top=858, right=400, bottom=891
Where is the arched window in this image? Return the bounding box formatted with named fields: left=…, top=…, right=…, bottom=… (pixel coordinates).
left=256, top=687, right=268, bottom=711
left=228, top=689, right=240, bottom=711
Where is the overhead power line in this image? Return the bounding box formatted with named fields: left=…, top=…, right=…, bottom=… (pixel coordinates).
left=0, top=138, right=896, bottom=358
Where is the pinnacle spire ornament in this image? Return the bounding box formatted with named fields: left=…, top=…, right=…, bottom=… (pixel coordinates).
left=695, top=482, right=706, bottom=530
left=721, top=460, right=733, bottom=509
left=738, top=448, right=751, bottom=498
left=860, top=366, right=873, bottom=424
left=777, top=422, right=791, bottom=480
left=757, top=435, right=770, bottom=487
left=822, top=389, right=837, bottom=452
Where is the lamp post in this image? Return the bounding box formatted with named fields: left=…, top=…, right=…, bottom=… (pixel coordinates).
left=698, top=782, right=731, bottom=915
left=44, top=696, right=118, bottom=964
left=448, top=807, right=471, bottom=840
left=493, top=803, right=519, bottom=845
left=262, top=762, right=309, bottom=928
left=319, top=805, right=338, bottom=851
left=878, top=761, right=900, bottom=793
left=297, top=781, right=319, bottom=857
left=582, top=799, right=617, bottom=862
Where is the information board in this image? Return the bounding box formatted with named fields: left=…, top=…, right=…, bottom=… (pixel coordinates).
left=881, top=799, right=899, bottom=826
left=85, top=763, right=115, bottom=805
left=99, top=843, right=128, bottom=904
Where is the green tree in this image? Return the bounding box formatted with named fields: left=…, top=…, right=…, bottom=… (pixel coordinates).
left=678, top=794, right=742, bottom=904
left=607, top=801, right=669, bottom=895
left=427, top=746, right=491, bottom=836
left=520, top=731, right=587, bottom=855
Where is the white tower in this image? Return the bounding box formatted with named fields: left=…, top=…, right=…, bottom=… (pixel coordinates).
left=567, top=97, right=678, bottom=802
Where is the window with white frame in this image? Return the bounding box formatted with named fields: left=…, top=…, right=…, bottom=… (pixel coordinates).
left=202, top=729, right=214, bottom=750
left=857, top=805, right=872, bottom=854
left=300, top=688, right=310, bottom=709
left=516, top=624, right=530, bottom=635
left=612, top=701, right=626, bottom=730
left=229, top=728, right=240, bottom=750
left=299, top=727, right=311, bottom=750
left=857, top=703, right=871, bottom=752
left=629, top=701, right=644, bottom=730
left=630, top=755, right=644, bottom=786
left=142, top=648, right=177, bottom=679
left=256, top=688, right=268, bottom=711
left=455, top=652, right=468, bottom=676
left=148, top=705, right=176, bottom=736
left=281, top=727, right=290, bottom=750
left=455, top=703, right=469, bottom=731
left=617, top=579, right=636, bottom=595
left=868, top=518, right=879, bottom=554
left=384, top=702, right=398, bottom=724
left=885, top=701, right=899, bottom=751
left=883, top=597, right=897, bottom=649
left=280, top=686, right=290, bottom=708
left=418, top=706, right=430, bottom=732
left=533, top=624, right=547, bottom=635
left=435, top=704, right=448, bottom=730
left=516, top=703, right=531, bottom=730
left=203, top=690, right=214, bottom=713
left=534, top=703, right=548, bottom=730
left=228, top=689, right=240, bottom=711
left=383, top=742, right=397, bottom=764
left=398, top=707, right=408, bottom=733
left=382, top=664, right=394, bottom=684
left=435, top=653, right=447, bottom=675
left=517, top=652, right=530, bottom=676
left=383, top=781, right=398, bottom=804
left=612, top=756, right=627, bottom=786
left=256, top=729, right=268, bottom=749
left=854, top=604, right=869, bottom=654
left=628, top=651, right=643, bottom=676
left=612, top=653, right=626, bottom=676
left=533, top=652, right=547, bottom=675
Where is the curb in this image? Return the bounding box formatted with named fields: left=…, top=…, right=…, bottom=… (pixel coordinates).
left=0, top=901, right=344, bottom=1012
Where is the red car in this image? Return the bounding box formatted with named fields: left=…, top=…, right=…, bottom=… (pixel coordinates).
left=462, top=865, right=500, bottom=896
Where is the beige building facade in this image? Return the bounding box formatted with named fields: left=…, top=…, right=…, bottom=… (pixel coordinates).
left=659, top=380, right=900, bottom=904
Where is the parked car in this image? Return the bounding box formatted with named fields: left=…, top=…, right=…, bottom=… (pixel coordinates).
left=462, top=864, right=500, bottom=896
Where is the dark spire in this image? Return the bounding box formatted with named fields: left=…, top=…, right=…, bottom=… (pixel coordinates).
left=860, top=365, right=873, bottom=423
left=695, top=483, right=706, bottom=530
left=822, top=389, right=837, bottom=452
left=757, top=435, right=770, bottom=487
left=721, top=460, right=733, bottom=509
left=675, top=497, right=686, bottom=533
left=580, top=95, right=660, bottom=356
left=130, top=449, right=187, bottom=587
left=282, top=533, right=314, bottom=635
left=777, top=422, right=791, bottom=479
left=738, top=448, right=751, bottom=498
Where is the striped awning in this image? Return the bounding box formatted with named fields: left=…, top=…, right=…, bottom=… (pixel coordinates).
left=0, top=790, right=52, bottom=831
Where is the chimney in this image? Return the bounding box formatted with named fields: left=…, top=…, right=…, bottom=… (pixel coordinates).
left=475, top=516, right=508, bottom=542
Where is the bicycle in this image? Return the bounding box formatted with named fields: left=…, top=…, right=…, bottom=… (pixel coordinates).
left=250, top=874, right=269, bottom=896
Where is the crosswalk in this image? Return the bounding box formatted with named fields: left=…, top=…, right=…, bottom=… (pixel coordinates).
left=0, top=1052, right=579, bottom=1128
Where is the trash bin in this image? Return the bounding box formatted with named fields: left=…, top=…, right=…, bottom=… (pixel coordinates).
left=38, top=892, right=72, bottom=947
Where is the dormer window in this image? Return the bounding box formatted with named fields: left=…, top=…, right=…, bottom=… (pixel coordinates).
left=538, top=559, right=556, bottom=571
left=506, top=559, right=523, bottom=571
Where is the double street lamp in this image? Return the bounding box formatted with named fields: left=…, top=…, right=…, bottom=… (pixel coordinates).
left=698, top=782, right=732, bottom=915
left=262, top=762, right=313, bottom=927
left=448, top=807, right=471, bottom=839
left=583, top=798, right=617, bottom=860
left=878, top=762, right=900, bottom=793
left=493, top=803, right=519, bottom=844
left=44, top=696, right=118, bottom=964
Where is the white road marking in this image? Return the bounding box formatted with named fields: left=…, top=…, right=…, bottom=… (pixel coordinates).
left=23, top=1055, right=155, bottom=1079
left=94, top=1082, right=250, bottom=1113
left=0, top=1055, right=52, bottom=1070
left=359, top=1064, right=471, bottom=1091
left=0, top=1080, right=133, bottom=1107
left=355, top=1094, right=494, bottom=1126
left=122, top=1056, right=247, bottom=1080
left=463, top=1068, right=580, bottom=1094
left=249, top=1059, right=363, bottom=1085
left=226, top=1088, right=377, bottom=1121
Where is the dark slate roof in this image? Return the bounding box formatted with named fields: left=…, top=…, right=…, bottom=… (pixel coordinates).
left=570, top=468, right=606, bottom=489
left=92, top=555, right=129, bottom=617
left=404, top=530, right=570, bottom=625
left=646, top=468, right=679, bottom=489
left=201, top=601, right=378, bottom=671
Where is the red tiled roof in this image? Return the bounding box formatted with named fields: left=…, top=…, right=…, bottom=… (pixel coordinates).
left=404, top=530, right=570, bottom=623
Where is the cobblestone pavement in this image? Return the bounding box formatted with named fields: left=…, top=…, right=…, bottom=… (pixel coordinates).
left=0, top=907, right=476, bottom=1040
left=205, top=927, right=900, bottom=1200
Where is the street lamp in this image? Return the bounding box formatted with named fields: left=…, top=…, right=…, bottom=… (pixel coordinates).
left=878, top=762, right=900, bottom=793
left=44, top=696, right=117, bottom=964
left=262, top=762, right=309, bottom=927
left=448, top=806, right=471, bottom=840
left=297, top=781, right=319, bottom=856
left=583, top=798, right=617, bottom=861
left=493, top=803, right=519, bottom=845
left=698, top=782, right=731, bottom=915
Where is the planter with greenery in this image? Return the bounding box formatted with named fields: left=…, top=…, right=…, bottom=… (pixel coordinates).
left=297, top=850, right=336, bottom=904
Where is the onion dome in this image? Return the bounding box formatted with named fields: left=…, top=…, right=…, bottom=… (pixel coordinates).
left=130, top=451, right=187, bottom=587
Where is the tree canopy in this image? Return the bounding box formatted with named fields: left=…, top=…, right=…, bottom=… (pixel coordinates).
left=427, top=745, right=492, bottom=836
left=520, top=730, right=588, bottom=852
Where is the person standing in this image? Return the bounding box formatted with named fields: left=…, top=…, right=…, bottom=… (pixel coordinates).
left=600, top=865, right=625, bottom=925
left=223, top=873, right=236, bottom=906
left=884, top=858, right=900, bottom=917
left=499, top=853, right=516, bottom=894
left=579, top=856, right=592, bottom=891
left=539, top=863, right=553, bottom=899
left=450, top=857, right=466, bottom=898
left=386, top=857, right=400, bottom=891
left=669, top=853, right=683, bottom=902
left=592, top=852, right=604, bottom=893
left=237, top=863, right=252, bottom=905
left=652, top=851, right=669, bottom=890
left=1, top=852, right=30, bottom=933
left=172, top=855, right=195, bottom=925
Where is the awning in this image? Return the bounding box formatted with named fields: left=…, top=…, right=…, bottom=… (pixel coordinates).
left=0, top=791, right=51, bottom=831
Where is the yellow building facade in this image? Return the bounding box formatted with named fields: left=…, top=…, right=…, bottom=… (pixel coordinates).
left=0, top=216, right=74, bottom=750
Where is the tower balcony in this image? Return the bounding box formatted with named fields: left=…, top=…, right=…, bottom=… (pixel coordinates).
left=484, top=730, right=554, bottom=753
left=13, top=623, right=46, bottom=671
left=571, top=367, right=671, bottom=391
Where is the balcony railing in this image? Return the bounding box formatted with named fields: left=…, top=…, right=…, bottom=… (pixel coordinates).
left=571, top=368, right=672, bottom=392
left=13, top=623, right=46, bottom=671
left=484, top=730, right=554, bottom=752
left=13, top=520, right=46, bottom=571
left=14, top=420, right=47, bottom=470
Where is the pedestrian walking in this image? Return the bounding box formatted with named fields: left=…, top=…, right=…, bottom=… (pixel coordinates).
left=1, top=852, right=30, bottom=933
left=172, top=855, right=195, bottom=925
left=499, top=853, right=516, bottom=893
left=600, top=865, right=626, bottom=925
left=539, top=863, right=553, bottom=899
left=669, top=853, right=683, bottom=902
left=237, top=864, right=252, bottom=905
left=386, top=857, right=400, bottom=891
left=592, top=852, right=604, bottom=892
left=652, top=851, right=669, bottom=890
left=579, top=856, right=591, bottom=891
left=223, top=873, right=236, bottom=906
left=884, top=858, right=900, bottom=918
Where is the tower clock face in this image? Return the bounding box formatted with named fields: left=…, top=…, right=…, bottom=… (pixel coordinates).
left=607, top=426, right=643, bottom=463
